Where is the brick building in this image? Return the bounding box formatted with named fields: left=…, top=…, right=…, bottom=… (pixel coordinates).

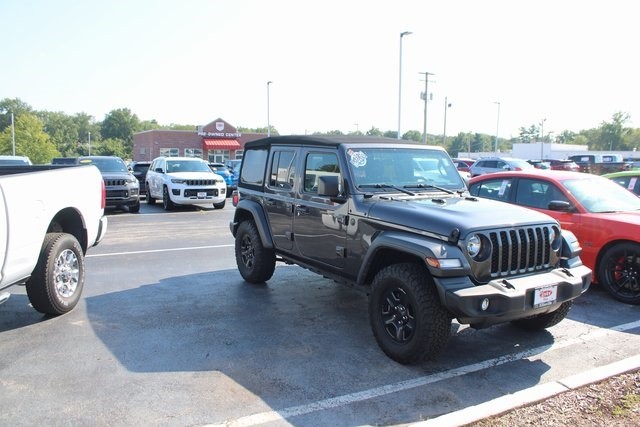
left=132, top=118, right=266, bottom=163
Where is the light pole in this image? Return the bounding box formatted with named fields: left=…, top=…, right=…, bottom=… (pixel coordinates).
left=540, top=118, right=546, bottom=159
left=267, top=81, right=272, bottom=137
left=493, top=101, right=500, bottom=153
left=443, top=96, right=452, bottom=145
left=397, top=31, right=412, bottom=140
left=88, top=131, right=91, bottom=156
left=420, top=71, right=434, bottom=144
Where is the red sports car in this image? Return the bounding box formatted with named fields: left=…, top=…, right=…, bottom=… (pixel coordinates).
left=469, top=169, right=640, bottom=304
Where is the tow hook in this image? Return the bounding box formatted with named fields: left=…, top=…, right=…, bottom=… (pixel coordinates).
left=561, top=268, right=574, bottom=277
left=500, top=280, right=515, bottom=290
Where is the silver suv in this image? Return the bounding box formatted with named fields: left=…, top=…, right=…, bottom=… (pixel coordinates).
left=469, top=157, right=534, bottom=177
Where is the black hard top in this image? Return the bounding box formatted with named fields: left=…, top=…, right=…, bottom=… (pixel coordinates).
left=244, top=135, right=440, bottom=150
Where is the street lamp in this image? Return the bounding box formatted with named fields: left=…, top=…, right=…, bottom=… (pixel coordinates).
left=267, top=81, right=272, bottom=137
left=443, top=96, right=452, bottom=145
left=1, top=110, right=15, bottom=156
left=540, top=118, right=546, bottom=159
left=88, top=131, right=91, bottom=155
left=397, top=31, right=412, bottom=140
left=493, top=101, right=500, bottom=153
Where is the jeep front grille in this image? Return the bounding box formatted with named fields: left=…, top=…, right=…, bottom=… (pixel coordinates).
left=105, top=179, right=126, bottom=186
left=186, top=179, right=216, bottom=186
left=488, top=226, right=551, bottom=277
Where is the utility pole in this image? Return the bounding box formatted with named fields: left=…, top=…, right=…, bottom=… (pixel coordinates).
left=420, top=71, right=434, bottom=144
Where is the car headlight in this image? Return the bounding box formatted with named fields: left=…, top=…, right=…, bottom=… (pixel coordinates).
left=466, top=234, right=482, bottom=259
left=171, top=178, right=186, bottom=184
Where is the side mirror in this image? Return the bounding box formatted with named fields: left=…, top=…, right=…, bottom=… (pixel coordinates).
left=318, top=175, right=340, bottom=197
left=547, top=200, right=573, bottom=212
left=155, top=167, right=164, bottom=173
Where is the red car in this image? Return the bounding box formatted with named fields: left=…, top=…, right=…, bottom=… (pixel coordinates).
left=469, top=169, right=640, bottom=304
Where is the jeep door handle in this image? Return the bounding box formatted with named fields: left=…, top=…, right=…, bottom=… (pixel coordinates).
left=294, top=204, right=310, bottom=216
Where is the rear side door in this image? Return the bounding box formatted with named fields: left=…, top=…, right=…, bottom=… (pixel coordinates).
left=291, top=149, right=347, bottom=269
left=148, top=158, right=165, bottom=198
left=263, top=148, right=298, bottom=251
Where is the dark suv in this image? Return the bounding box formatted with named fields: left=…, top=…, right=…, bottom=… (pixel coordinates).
left=229, top=136, right=591, bottom=364
left=129, top=161, right=151, bottom=196
left=78, top=156, right=140, bottom=213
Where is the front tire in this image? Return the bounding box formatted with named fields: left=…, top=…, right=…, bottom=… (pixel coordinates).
left=213, top=199, right=226, bottom=209
left=597, top=243, right=640, bottom=304
left=146, top=184, right=156, bottom=205
left=235, top=220, right=275, bottom=283
left=368, top=263, right=451, bottom=364
left=129, top=199, right=140, bottom=213
left=511, top=301, right=573, bottom=330
left=26, top=233, right=85, bottom=315
left=163, top=186, right=175, bottom=211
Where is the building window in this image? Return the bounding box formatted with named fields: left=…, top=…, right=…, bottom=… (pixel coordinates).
left=160, top=148, right=179, bottom=157
left=234, top=150, right=244, bottom=160
left=185, top=148, right=203, bottom=158
left=140, top=147, right=146, bottom=155
left=207, top=149, right=229, bottom=163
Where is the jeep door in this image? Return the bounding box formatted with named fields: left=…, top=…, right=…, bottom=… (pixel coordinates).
left=292, top=150, right=347, bottom=269
left=147, top=157, right=166, bottom=199
left=263, top=148, right=298, bottom=251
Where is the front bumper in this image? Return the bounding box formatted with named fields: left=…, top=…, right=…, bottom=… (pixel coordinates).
left=440, top=265, right=592, bottom=327
left=169, top=185, right=226, bottom=205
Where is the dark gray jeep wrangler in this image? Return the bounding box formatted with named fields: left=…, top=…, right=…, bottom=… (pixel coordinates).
left=230, top=136, right=592, bottom=364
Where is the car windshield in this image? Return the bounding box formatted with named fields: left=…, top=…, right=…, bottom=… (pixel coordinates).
left=347, top=147, right=464, bottom=192
left=0, top=158, right=30, bottom=165
left=563, top=177, right=640, bottom=213
left=80, top=157, right=128, bottom=172
left=167, top=160, right=211, bottom=173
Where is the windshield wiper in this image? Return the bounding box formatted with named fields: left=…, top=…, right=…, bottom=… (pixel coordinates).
left=359, top=183, right=415, bottom=196
left=403, top=183, right=454, bottom=194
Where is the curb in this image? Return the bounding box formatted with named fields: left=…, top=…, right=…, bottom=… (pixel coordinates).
left=413, top=354, right=640, bottom=427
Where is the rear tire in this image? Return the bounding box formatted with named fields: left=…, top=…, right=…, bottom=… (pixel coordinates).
left=368, top=263, right=451, bottom=364
left=597, top=243, right=640, bottom=305
left=511, top=301, right=573, bottom=330
left=26, top=233, right=85, bottom=315
left=235, top=220, right=275, bottom=283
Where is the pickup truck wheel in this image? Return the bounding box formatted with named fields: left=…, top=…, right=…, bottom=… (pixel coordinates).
left=235, top=220, right=275, bottom=283
left=213, top=199, right=226, bottom=209
left=26, top=233, right=84, bottom=315
left=146, top=184, right=156, bottom=205
left=511, top=301, right=573, bottom=330
left=597, top=243, right=640, bottom=304
left=163, top=186, right=175, bottom=211
left=369, top=263, right=451, bottom=364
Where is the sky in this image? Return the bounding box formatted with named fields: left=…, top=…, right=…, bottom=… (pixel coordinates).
left=1, top=0, right=638, bottom=140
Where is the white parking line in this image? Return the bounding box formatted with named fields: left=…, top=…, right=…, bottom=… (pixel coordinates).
left=207, top=319, right=640, bottom=427
left=86, top=244, right=234, bottom=258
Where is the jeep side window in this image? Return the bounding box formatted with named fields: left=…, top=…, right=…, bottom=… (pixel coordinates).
left=240, top=148, right=268, bottom=187
left=269, top=150, right=296, bottom=190
left=304, top=152, right=340, bottom=193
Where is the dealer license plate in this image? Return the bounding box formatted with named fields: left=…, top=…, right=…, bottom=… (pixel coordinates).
left=197, top=192, right=207, bottom=198
left=533, top=285, right=557, bottom=308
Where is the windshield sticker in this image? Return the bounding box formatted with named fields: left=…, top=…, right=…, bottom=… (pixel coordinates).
left=347, top=149, right=367, bottom=167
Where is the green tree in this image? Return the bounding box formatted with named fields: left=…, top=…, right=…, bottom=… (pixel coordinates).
left=38, top=111, right=79, bottom=157
left=92, top=138, right=127, bottom=158
left=383, top=130, right=398, bottom=139
left=0, top=113, right=59, bottom=163
left=101, top=108, right=139, bottom=156
left=518, top=124, right=539, bottom=143
left=448, top=132, right=470, bottom=157
left=0, top=98, right=34, bottom=131
left=366, top=127, right=384, bottom=137
left=74, top=113, right=101, bottom=156
left=593, top=112, right=631, bottom=151
left=402, top=130, right=422, bottom=142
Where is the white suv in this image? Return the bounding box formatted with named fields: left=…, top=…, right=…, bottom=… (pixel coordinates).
left=145, top=156, right=226, bottom=210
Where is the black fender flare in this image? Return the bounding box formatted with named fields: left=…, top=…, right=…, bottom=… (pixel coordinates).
left=356, top=230, right=466, bottom=286
left=230, top=199, right=274, bottom=249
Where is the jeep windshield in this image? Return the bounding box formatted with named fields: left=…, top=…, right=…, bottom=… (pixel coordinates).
left=347, top=147, right=464, bottom=192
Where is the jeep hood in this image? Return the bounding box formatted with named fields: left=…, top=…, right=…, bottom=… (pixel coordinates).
left=365, top=195, right=557, bottom=238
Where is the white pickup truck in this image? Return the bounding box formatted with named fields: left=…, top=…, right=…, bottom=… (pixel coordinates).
left=0, top=164, right=108, bottom=315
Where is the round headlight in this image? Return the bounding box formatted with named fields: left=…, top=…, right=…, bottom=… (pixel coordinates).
left=466, top=234, right=482, bottom=258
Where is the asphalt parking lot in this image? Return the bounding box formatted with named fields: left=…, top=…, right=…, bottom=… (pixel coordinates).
left=1, top=202, right=639, bottom=426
